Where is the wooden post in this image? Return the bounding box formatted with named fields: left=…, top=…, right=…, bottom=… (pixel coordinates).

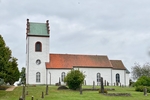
left=80, top=84, right=82, bottom=95
left=31, top=96, right=34, bottom=100
left=144, top=87, right=147, bottom=96
left=41, top=91, right=44, bottom=98
left=19, top=96, right=23, bottom=100
left=93, top=81, right=95, bottom=89
left=46, top=85, right=48, bottom=95
left=22, top=85, right=25, bottom=100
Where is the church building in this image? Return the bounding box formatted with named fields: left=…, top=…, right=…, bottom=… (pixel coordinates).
left=26, top=19, right=130, bottom=86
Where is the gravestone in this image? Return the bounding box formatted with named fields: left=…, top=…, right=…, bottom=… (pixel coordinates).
left=104, top=80, right=106, bottom=86
left=114, top=83, right=115, bottom=86
left=46, top=85, right=48, bottom=95
left=26, top=91, right=28, bottom=95
left=59, top=77, right=61, bottom=86
left=84, top=80, right=86, bottom=85
left=116, top=82, right=118, bottom=86
left=107, top=82, right=109, bottom=86
left=93, top=81, right=95, bottom=89
left=100, top=77, right=104, bottom=93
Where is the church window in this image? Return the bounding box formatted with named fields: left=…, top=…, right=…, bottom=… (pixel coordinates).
left=35, top=42, right=42, bottom=52
left=36, top=72, right=41, bottom=82
left=61, top=72, right=65, bottom=82
left=97, top=73, right=101, bottom=82
left=116, top=73, right=120, bottom=83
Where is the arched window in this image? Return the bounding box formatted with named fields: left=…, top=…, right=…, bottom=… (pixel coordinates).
left=36, top=72, right=41, bottom=82
left=35, top=42, right=42, bottom=52
left=61, top=72, right=65, bottom=82
left=97, top=73, right=101, bottom=82
left=116, top=73, right=120, bottom=83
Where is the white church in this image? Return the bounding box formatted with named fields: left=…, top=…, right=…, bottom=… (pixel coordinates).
left=26, top=19, right=130, bottom=86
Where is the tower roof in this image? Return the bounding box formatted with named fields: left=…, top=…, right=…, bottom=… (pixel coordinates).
left=26, top=19, right=50, bottom=37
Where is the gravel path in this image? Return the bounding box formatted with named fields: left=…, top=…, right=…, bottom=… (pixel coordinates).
left=5, top=86, right=16, bottom=91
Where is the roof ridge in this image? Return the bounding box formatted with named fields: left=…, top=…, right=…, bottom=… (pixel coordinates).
left=50, top=53, right=108, bottom=56
left=29, top=22, right=46, bottom=24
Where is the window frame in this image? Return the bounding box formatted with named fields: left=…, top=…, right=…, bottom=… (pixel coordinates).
left=116, top=73, right=120, bottom=83
left=61, top=72, right=65, bottom=82
left=36, top=72, right=41, bottom=82
left=35, top=42, right=42, bottom=52
left=97, top=73, right=101, bottom=82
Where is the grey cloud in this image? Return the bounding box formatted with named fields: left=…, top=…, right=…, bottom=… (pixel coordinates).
left=1, top=0, right=150, bottom=72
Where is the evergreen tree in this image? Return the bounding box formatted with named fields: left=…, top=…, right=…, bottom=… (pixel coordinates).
left=0, top=35, right=20, bottom=85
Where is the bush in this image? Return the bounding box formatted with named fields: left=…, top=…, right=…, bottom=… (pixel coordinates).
left=99, top=89, right=107, bottom=93
left=64, top=70, right=85, bottom=90
left=134, top=76, right=150, bottom=87
left=135, top=86, right=150, bottom=93
left=57, top=86, right=68, bottom=90
left=0, top=86, right=9, bottom=90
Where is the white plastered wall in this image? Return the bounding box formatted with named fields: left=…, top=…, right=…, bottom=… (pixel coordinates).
left=112, top=69, right=127, bottom=86
left=46, top=69, right=70, bottom=85
left=126, top=73, right=130, bottom=86
left=46, top=68, right=129, bottom=86
left=26, top=36, right=49, bottom=84
left=74, top=68, right=112, bottom=85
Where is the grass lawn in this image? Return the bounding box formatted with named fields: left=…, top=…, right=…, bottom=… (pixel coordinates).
left=0, top=85, right=150, bottom=100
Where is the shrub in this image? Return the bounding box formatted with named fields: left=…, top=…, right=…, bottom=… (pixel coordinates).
left=57, top=86, right=68, bottom=90
left=135, top=86, right=150, bottom=93
left=64, top=70, right=85, bottom=90
left=147, top=87, right=150, bottom=93
left=99, top=89, right=107, bottom=93
left=0, top=86, right=9, bottom=90
left=134, top=76, right=150, bottom=87
left=135, top=86, right=144, bottom=92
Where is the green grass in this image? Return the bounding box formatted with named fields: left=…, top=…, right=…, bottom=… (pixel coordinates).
left=0, top=85, right=150, bottom=100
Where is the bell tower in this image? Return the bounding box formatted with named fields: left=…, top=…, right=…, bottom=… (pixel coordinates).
left=26, top=19, right=50, bottom=84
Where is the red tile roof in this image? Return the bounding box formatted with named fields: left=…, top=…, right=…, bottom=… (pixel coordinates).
left=110, top=60, right=126, bottom=70
left=46, top=54, right=113, bottom=69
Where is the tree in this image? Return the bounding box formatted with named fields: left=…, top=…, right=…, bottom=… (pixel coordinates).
left=0, top=35, right=20, bottom=85
left=131, top=62, right=150, bottom=80
left=64, top=69, right=85, bottom=90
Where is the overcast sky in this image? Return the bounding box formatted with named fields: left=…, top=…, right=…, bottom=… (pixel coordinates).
left=1, top=0, right=150, bottom=72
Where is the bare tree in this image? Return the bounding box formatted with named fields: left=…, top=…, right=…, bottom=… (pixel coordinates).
left=131, top=62, right=150, bottom=80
